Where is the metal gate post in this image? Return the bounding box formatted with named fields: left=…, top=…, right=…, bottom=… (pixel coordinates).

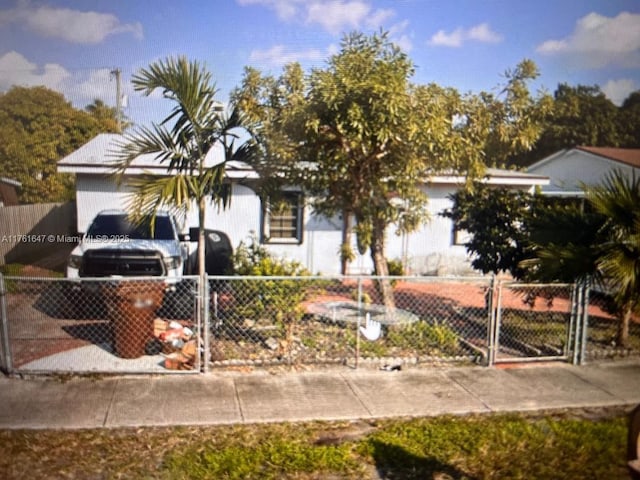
left=202, top=276, right=209, bottom=374
left=569, top=282, right=581, bottom=365
left=579, top=282, right=590, bottom=365
left=355, top=276, right=362, bottom=369
left=489, top=278, right=503, bottom=366
left=486, top=276, right=497, bottom=367
left=0, top=274, right=13, bottom=373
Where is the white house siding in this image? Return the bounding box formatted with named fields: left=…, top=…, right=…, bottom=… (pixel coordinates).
left=386, top=184, right=471, bottom=276
left=266, top=208, right=345, bottom=275
left=72, top=175, right=482, bottom=275
left=528, top=150, right=638, bottom=194
left=75, top=174, right=133, bottom=233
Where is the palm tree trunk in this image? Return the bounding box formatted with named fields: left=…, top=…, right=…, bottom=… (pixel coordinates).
left=197, top=196, right=206, bottom=280
left=197, top=196, right=207, bottom=330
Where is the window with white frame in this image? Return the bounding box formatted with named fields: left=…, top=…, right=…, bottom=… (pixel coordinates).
left=452, top=225, right=471, bottom=246
left=263, top=192, right=303, bottom=243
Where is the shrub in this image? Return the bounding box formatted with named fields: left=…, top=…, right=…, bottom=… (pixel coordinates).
left=387, top=320, right=459, bottom=352
left=228, top=238, right=311, bottom=359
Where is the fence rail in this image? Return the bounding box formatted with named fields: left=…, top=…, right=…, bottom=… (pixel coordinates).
left=0, top=274, right=637, bottom=375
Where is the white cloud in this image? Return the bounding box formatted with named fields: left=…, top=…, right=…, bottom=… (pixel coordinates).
left=536, top=12, right=640, bottom=68
left=429, top=28, right=464, bottom=47
left=0, top=51, right=131, bottom=111
left=389, top=20, right=412, bottom=52
left=428, top=23, right=503, bottom=47
left=467, top=23, right=503, bottom=43
left=236, top=0, right=304, bottom=20
left=74, top=68, right=119, bottom=102
left=0, top=1, right=143, bottom=44
left=238, top=0, right=395, bottom=35
left=249, top=45, right=325, bottom=67
left=306, top=1, right=370, bottom=34
left=602, top=78, right=637, bottom=106
left=0, top=51, right=70, bottom=91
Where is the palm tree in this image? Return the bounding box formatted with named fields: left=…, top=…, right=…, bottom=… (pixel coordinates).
left=586, top=170, right=640, bottom=348
left=111, top=56, right=256, bottom=279
left=523, top=170, right=639, bottom=347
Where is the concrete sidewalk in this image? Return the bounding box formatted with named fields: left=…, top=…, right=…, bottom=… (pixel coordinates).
left=1, top=360, right=639, bottom=430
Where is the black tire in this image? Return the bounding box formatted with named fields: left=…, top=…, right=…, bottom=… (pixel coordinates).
left=158, top=280, right=196, bottom=320
left=629, top=404, right=640, bottom=480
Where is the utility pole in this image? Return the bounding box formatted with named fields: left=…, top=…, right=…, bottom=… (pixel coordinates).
left=110, top=68, right=122, bottom=133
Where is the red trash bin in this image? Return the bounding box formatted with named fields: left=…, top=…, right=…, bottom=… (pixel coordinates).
left=104, top=281, right=165, bottom=359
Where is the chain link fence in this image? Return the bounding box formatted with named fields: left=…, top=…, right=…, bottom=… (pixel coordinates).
left=1, top=274, right=638, bottom=375
left=491, top=283, right=576, bottom=364
left=0, top=276, right=200, bottom=374
left=583, top=288, right=640, bottom=361
left=206, top=276, right=493, bottom=369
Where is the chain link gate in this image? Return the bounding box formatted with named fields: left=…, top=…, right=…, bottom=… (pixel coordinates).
left=489, top=282, right=579, bottom=365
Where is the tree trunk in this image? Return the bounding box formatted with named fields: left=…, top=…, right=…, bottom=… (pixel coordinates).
left=197, top=196, right=206, bottom=280
left=370, top=217, right=395, bottom=310
left=617, top=302, right=632, bottom=348
left=197, top=196, right=207, bottom=327
left=340, top=210, right=353, bottom=275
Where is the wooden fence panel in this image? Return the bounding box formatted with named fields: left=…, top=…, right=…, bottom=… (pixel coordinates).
left=0, top=202, right=76, bottom=267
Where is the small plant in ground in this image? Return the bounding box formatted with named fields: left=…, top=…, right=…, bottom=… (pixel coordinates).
left=229, top=236, right=311, bottom=361
left=350, top=289, right=372, bottom=305
left=387, top=320, right=459, bottom=353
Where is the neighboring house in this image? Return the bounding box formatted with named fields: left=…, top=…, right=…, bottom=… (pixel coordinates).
left=0, top=177, right=21, bottom=206
left=58, top=133, right=549, bottom=276
left=527, top=146, right=640, bottom=196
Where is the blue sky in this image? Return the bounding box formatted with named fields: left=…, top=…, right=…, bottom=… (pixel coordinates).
left=1, top=0, right=639, bottom=126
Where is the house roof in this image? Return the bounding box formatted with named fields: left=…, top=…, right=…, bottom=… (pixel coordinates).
left=575, top=146, right=640, bottom=168
left=57, top=133, right=259, bottom=179
left=59, top=133, right=548, bottom=188
left=427, top=168, right=548, bottom=187
left=0, top=177, right=22, bottom=188
left=0, top=177, right=21, bottom=206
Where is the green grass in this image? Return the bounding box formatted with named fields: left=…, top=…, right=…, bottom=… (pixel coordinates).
left=0, top=410, right=631, bottom=479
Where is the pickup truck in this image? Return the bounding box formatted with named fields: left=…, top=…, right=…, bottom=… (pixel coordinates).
left=67, top=210, right=191, bottom=280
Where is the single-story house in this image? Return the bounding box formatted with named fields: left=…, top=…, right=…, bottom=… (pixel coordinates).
left=527, top=146, right=640, bottom=196
left=58, top=133, right=549, bottom=276
left=0, top=177, right=21, bottom=206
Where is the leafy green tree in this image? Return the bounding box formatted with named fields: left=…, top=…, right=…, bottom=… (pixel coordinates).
left=85, top=99, right=129, bottom=132
left=465, top=60, right=553, bottom=168
left=620, top=90, right=640, bottom=148
left=234, top=32, right=548, bottom=308
left=113, top=56, right=256, bottom=279
left=0, top=86, right=111, bottom=203
left=443, top=184, right=533, bottom=277
left=511, top=84, right=625, bottom=167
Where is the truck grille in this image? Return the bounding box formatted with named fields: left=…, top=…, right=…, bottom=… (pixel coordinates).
left=79, top=249, right=165, bottom=277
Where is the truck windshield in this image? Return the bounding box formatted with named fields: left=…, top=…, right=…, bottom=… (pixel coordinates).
left=86, top=214, right=175, bottom=240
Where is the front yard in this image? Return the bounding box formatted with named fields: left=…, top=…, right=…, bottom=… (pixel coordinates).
left=0, top=408, right=631, bottom=479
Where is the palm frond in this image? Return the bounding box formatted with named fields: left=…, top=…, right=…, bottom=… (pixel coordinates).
left=109, top=124, right=191, bottom=181
left=125, top=174, right=195, bottom=227
left=583, top=169, right=640, bottom=308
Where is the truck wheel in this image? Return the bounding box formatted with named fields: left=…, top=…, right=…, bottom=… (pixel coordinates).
left=159, top=281, right=196, bottom=320
left=629, top=404, right=640, bottom=480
